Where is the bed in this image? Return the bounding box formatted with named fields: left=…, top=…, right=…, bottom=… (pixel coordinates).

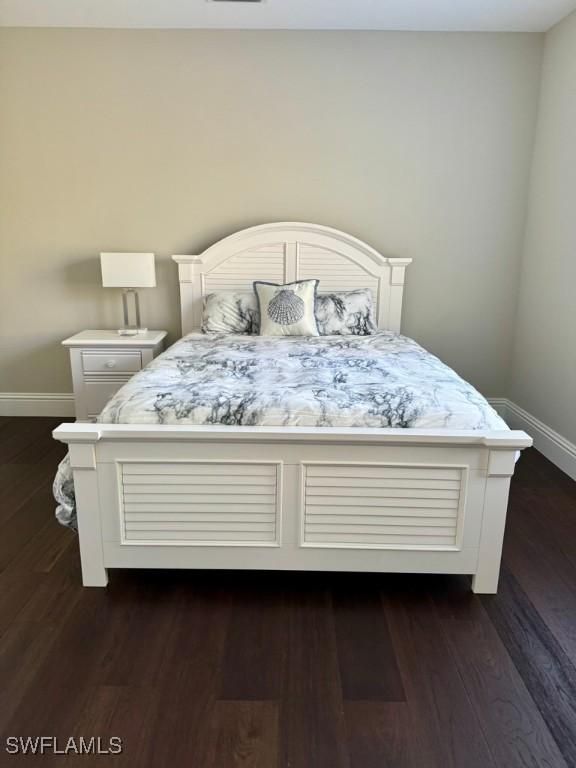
left=53, top=222, right=531, bottom=592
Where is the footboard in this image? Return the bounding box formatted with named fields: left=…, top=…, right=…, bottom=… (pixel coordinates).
left=53, top=424, right=532, bottom=593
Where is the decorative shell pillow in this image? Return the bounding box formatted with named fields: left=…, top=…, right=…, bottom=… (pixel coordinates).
left=201, top=291, right=259, bottom=335
left=254, top=280, right=319, bottom=337
left=315, top=288, right=377, bottom=336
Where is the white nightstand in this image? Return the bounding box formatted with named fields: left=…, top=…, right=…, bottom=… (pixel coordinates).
left=63, top=330, right=167, bottom=421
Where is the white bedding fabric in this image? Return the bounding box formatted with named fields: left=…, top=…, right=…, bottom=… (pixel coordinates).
left=53, top=331, right=508, bottom=528
left=98, top=332, right=508, bottom=430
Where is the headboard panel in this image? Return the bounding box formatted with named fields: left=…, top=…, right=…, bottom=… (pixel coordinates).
left=173, top=222, right=411, bottom=336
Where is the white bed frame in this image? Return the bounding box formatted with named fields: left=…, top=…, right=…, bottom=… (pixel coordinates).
left=53, top=222, right=531, bottom=592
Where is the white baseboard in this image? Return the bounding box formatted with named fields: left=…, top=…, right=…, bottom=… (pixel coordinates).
left=489, top=397, right=576, bottom=482
left=0, top=392, right=75, bottom=417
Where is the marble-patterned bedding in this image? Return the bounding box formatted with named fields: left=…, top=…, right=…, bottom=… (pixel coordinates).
left=54, top=331, right=508, bottom=528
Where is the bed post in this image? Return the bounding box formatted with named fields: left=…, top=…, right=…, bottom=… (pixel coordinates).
left=68, top=442, right=108, bottom=587
left=384, top=258, right=412, bottom=332
left=471, top=448, right=516, bottom=594
left=173, top=256, right=202, bottom=336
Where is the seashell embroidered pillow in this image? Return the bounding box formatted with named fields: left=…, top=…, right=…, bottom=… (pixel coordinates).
left=254, top=280, right=319, bottom=337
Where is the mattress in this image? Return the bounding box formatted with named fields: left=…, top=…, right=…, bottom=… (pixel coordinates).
left=53, top=331, right=508, bottom=528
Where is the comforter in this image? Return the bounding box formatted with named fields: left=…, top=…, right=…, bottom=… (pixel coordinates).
left=54, top=332, right=508, bottom=528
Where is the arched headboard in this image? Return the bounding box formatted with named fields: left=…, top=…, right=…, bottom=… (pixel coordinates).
left=172, top=222, right=412, bottom=336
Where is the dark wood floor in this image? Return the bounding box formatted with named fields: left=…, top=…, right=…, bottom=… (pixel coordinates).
left=1, top=417, right=576, bottom=767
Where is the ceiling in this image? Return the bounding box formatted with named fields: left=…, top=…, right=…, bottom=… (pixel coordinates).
left=0, top=0, right=575, bottom=32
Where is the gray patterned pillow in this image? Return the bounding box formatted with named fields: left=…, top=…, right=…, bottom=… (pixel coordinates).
left=315, top=289, right=377, bottom=335
left=201, top=292, right=259, bottom=334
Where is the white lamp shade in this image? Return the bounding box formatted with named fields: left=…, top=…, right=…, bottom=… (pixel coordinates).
left=100, top=252, right=156, bottom=288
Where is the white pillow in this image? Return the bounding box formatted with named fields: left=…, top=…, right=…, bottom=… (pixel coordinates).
left=254, top=280, right=319, bottom=337
left=201, top=292, right=258, bottom=334
left=315, top=289, right=377, bottom=335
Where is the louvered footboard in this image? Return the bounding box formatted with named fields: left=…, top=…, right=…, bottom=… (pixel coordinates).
left=53, top=423, right=531, bottom=593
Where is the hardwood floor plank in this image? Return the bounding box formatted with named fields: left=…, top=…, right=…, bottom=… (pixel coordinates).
left=0, top=479, right=63, bottom=570
left=427, top=574, right=479, bottom=621
left=0, top=457, right=59, bottom=527
left=332, top=585, right=405, bottom=701
left=1, top=682, right=94, bottom=760
left=13, top=540, right=84, bottom=627
left=0, top=417, right=59, bottom=463
left=483, top=568, right=576, bottom=767
left=521, top=448, right=576, bottom=503
left=0, top=463, right=32, bottom=511
left=219, top=577, right=287, bottom=701
left=101, top=575, right=183, bottom=688
left=384, top=587, right=497, bottom=768
left=504, top=518, right=576, bottom=661
left=13, top=581, right=138, bottom=695
left=280, top=579, right=350, bottom=768
left=512, top=452, right=576, bottom=569
left=106, top=686, right=157, bottom=766
left=510, top=477, right=576, bottom=571
left=206, top=701, right=279, bottom=768
left=439, top=609, right=568, bottom=768
left=4, top=515, right=76, bottom=576
left=0, top=621, right=59, bottom=731
left=140, top=575, right=230, bottom=768
left=344, top=702, right=418, bottom=768
left=64, top=685, right=125, bottom=767
left=0, top=570, right=43, bottom=636
left=7, top=418, right=68, bottom=465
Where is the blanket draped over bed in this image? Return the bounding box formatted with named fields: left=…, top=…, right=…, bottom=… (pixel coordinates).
left=53, top=332, right=508, bottom=529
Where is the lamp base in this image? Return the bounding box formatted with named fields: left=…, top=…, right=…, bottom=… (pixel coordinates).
left=119, top=289, right=147, bottom=336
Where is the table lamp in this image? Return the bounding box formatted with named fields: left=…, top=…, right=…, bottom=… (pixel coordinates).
left=100, top=252, right=156, bottom=336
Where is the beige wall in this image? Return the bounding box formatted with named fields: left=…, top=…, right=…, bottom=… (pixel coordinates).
left=510, top=11, right=576, bottom=442
left=0, top=29, right=542, bottom=394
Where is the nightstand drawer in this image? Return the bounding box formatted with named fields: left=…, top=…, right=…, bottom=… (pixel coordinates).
left=84, top=378, right=132, bottom=417
left=82, top=350, right=142, bottom=374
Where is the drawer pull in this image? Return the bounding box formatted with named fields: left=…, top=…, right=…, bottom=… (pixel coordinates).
left=105, top=360, right=117, bottom=369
